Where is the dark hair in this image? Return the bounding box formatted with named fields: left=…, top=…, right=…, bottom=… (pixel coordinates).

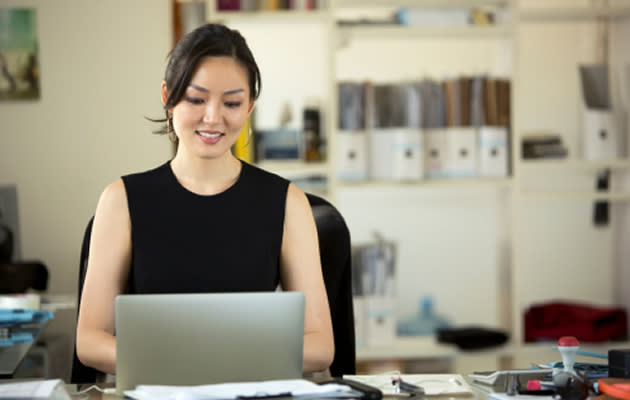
left=152, top=23, right=261, bottom=136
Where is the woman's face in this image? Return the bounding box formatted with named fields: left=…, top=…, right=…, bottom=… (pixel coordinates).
left=164, top=56, right=254, bottom=161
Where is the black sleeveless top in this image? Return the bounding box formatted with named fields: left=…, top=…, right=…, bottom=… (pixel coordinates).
left=121, top=161, right=290, bottom=294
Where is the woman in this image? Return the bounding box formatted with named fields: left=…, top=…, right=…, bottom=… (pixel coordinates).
left=76, top=23, right=334, bottom=375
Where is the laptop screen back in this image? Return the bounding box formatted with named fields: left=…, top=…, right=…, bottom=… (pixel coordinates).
left=115, top=292, right=304, bottom=392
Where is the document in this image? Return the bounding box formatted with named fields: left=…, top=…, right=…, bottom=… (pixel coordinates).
left=124, top=379, right=359, bottom=400
left=342, top=374, right=473, bottom=396
left=0, top=379, right=70, bottom=400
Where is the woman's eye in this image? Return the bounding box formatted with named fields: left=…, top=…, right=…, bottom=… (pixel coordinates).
left=225, top=102, right=241, bottom=108
left=186, top=97, right=205, bottom=105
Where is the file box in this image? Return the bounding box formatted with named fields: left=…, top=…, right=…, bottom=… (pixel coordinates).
left=337, top=131, right=368, bottom=182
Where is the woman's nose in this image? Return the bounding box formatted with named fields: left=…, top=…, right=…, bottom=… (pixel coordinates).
left=202, top=102, right=220, bottom=124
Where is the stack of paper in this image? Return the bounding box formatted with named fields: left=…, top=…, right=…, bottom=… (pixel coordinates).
left=125, top=379, right=359, bottom=400
left=0, top=379, right=70, bottom=400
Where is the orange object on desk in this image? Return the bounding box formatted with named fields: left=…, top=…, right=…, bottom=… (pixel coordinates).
left=598, top=378, right=630, bottom=400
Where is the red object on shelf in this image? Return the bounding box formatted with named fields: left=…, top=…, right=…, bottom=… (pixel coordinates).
left=558, top=336, right=580, bottom=347
left=217, top=0, right=240, bottom=10
left=524, top=301, right=628, bottom=343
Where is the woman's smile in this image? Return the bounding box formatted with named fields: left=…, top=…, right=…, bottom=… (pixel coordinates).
left=196, top=130, right=225, bottom=144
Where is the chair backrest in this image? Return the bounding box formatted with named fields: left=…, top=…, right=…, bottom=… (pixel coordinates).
left=71, top=193, right=355, bottom=382
left=305, top=193, right=356, bottom=376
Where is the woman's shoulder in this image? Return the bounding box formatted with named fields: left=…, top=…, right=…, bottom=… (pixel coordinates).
left=121, top=161, right=171, bottom=184
left=241, top=161, right=291, bottom=188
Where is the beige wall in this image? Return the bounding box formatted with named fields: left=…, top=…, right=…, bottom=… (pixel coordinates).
left=0, top=0, right=172, bottom=295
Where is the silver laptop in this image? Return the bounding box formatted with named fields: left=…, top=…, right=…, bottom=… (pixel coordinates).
left=115, top=292, right=304, bottom=393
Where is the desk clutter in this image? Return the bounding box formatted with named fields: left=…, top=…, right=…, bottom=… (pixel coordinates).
left=124, top=379, right=365, bottom=400
left=0, top=309, right=53, bottom=347
left=0, top=379, right=70, bottom=400
left=343, top=373, right=474, bottom=397
left=468, top=336, right=630, bottom=400
left=337, top=77, right=511, bottom=182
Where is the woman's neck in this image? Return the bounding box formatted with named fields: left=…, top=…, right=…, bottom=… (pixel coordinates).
left=170, top=151, right=242, bottom=196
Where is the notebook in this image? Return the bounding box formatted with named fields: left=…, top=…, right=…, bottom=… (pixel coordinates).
left=115, top=292, right=305, bottom=393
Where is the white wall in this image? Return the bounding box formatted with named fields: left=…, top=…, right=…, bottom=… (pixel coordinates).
left=0, top=0, right=172, bottom=296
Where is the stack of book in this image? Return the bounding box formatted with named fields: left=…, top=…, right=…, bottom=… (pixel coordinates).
left=217, top=0, right=325, bottom=11
left=521, top=134, right=568, bottom=159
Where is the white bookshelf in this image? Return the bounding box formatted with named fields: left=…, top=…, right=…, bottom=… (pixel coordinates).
left=338, top=178, right=513, bottom=189
left=204, top=0, right=630, bottom=373
left=337, top=24, right=513, bottom=38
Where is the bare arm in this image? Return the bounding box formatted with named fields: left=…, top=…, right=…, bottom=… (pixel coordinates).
left=280, top=184, right=334, bottom=373
left=76, top=179, right=132, bottom=374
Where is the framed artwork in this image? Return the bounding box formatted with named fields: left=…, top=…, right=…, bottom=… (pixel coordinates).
left=0, top=8, right=39, bottom=100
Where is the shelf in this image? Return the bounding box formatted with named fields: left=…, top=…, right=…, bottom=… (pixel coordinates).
left=518, top=191, right=630, bottom=202
left=255, top=160, right=329, bottom=177
left=334, top=0, right=510, bottom=8
left=338, top=178, right=512, bottom=188
left=519, top=340, right=630, bottom=355
left=519, top=6, right=630, bottom=21
left=356, top=336, right=515, bottom=361
left=356, top=336, right=456, bottom=361
left=209, top=9, right=330, bottom=22
left=517, top=159, right=630, bottom=172
left=337, top=24, right=512, bottom=38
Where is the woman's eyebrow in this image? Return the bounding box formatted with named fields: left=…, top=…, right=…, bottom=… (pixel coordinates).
left=187, top=84, right=244, bottom=96
left=223, top=88, right=245, bottom=95
left=188, top=83, right=208, bottom=92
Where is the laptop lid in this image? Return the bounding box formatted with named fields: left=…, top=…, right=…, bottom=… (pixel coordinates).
left=115, top=292, right=304, bottom=393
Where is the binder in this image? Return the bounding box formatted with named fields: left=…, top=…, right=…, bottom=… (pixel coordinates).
left=337, top=131, right=368, bottom=182
left=444, top=79, right=461, bottom=127
left=478, top=126, right=509, bottom=177
left=445, top=127, right=478, bottom=178
left=484, top=78, right=498, bottom=126
left=459, top=77, right=473, bottom=126
left=424, top=128, right=448, bottom=179
left=579, top=64, right=620, bottom=160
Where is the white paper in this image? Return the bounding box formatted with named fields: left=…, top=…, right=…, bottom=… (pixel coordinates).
left=125, top=379, right=358, bottom=400
left=0, top=379, right=64, bottom=399
left=343, top=374, right=473, bottom=396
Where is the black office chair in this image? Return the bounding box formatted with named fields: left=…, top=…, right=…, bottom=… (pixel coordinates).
left=71, top=193, right=356, bottom=382
left=306, top=193, right=356, bottom=377
left=70, top=217, right=100, bottom=384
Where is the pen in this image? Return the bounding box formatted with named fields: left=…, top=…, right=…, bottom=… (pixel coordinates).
left=392, top=378, right=424, bottom=396
left=517, top=390, right=556, bottom=396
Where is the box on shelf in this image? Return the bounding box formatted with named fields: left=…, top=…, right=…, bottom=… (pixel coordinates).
left=424, top=128, right=448, bottom=179
left=445, top=127, right=478, bottom=178
left=391, top=128, right=424, bottom=181
left=583, top=109, right=621, bottom=160
left=255, top=129, right=301, bottom=161
left=364, top=295, right=396, bottom=346
left=352, top=297, right=366, bottom=348
left=579, top=64, right=621, bottom=160
left=368, top=128, right=424, bottom=181
left=337, top=131, right=368, bottom=182
left=478, top=126, right=509, bottom=177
